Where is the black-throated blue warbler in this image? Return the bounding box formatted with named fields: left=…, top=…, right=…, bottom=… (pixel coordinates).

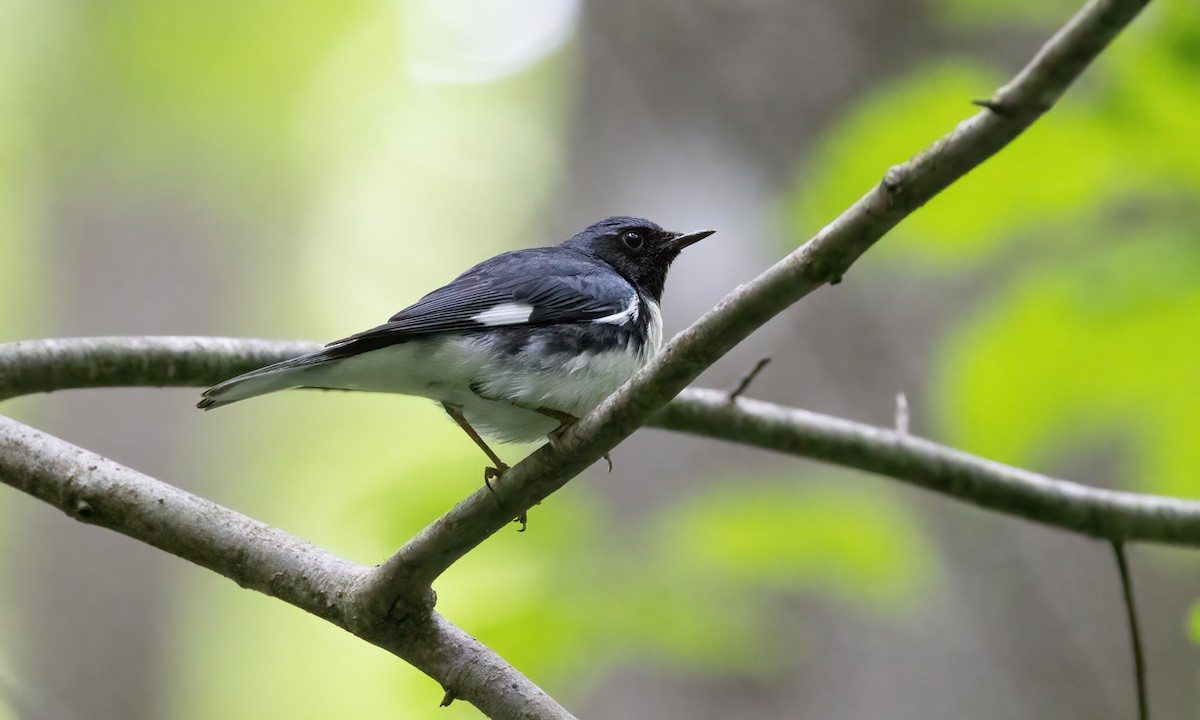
left=198, top=216, right=714, bottom=480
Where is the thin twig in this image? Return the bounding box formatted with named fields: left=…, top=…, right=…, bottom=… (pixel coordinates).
left=1112, top=541, right=1149, bottom=720
left=728, top=357, right=771, bottom=401
left=894, top=392, right=909, bottom=435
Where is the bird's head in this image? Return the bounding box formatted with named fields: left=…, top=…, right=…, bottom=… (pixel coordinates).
left=562, top=216, right=715, bottom=301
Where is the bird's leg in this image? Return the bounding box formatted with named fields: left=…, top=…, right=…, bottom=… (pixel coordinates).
left=441, top=403, right=508, bottom=493
left=536, top=406, right=613, bottom=473
left=441, top=404, right=530, bottom=530
left=536, top=406, right=578, bottom=442
left=468, top=382, right=612, bottom=471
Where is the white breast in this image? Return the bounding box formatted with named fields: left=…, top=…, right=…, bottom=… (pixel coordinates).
left=642, top=296, right=663, bottom=354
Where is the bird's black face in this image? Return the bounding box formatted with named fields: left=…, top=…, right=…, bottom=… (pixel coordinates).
left=562, top=216, right=715, bottom=301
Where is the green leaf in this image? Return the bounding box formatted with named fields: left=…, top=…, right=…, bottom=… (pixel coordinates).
left=789, top=23, right=1200, bottom=271
left=792, top=63, right=1002, bottom=267
left=657, top=480, right=934, bottom=609
left=937, top=229, right=1200, bottom=498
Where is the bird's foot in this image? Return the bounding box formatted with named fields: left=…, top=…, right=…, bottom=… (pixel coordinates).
left=545, top=410, right=579, bottom=450
left=481, top=463, right=529, bottom=530
left=513, top=499, right=543, bottom=533
left=483, top=462, right=509, bottom=496
left=545, top=415, right=613, bottom=472
left=546, top=429, right=567, bottom=453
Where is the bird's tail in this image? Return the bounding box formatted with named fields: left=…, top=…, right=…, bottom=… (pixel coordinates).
left=197, top=354, right=319, bottom=410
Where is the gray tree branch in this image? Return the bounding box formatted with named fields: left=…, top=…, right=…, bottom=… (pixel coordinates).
left=659, top=390, right=1200, bottom=546
left=0, top=412, right=577, bottom=720
left=0, top=336, right=320, bottom=402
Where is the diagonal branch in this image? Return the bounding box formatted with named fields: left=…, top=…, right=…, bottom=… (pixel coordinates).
left=0, top=413, right=577, bottom=720
left=359, top=0, right=1154, bottom=610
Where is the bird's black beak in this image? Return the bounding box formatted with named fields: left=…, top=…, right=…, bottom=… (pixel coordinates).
left=670, top=229, right=716, bottom=252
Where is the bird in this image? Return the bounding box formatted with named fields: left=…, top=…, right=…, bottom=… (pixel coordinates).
left=198, top=216, right=714, bottom=484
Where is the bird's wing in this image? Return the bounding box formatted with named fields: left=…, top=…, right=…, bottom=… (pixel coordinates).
left=323, top=248, right=637, bottom=358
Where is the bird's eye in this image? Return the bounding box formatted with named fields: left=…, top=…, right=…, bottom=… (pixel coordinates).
left=621, top=230, right=644, bottom=250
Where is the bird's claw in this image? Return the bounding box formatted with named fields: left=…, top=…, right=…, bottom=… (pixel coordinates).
left=547, top=422, right=613, bottom=472
left=483, top=463, right=509, bottom=495
left=479, top=463, right=530, bottom=530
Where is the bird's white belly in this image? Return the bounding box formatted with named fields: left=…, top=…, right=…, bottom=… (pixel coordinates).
left=301, top=331, right=656, bottom=444
left=463, top=330, right=656, bottom=442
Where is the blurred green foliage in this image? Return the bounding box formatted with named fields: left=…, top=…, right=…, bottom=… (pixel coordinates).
left=940, top=233, right=1200, bottom=499
left=792, top=0, right=1200, bottom=500
left=661, top=483, right=928, bottom=608
left=790, top=0, right=1200, bottom=650
left=795, top=4, right=1200, bottom=268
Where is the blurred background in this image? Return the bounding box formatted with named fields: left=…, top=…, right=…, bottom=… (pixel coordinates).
left=1, top=0, right=1198, bottom=717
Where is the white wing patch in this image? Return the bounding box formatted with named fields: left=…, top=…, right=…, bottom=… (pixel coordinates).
left=592, top=294, right=639, bottom=326
left=471, top=302, right=535, bottom=326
